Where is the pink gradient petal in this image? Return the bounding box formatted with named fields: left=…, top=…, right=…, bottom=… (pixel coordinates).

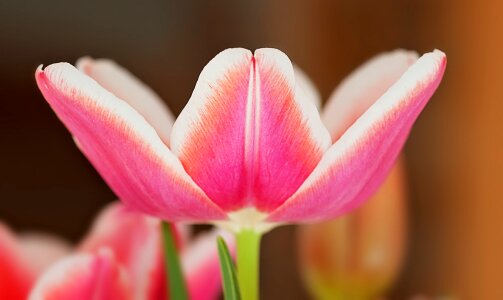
left=322, top=50, right=419, bottom=140
left=293, top=65, right=321, bottom=109
left=170, top=48, right=253, bottom=211
left=171, top=48, right=331, bottom=212
left=182, top=229, right=235, bottom=300
left=252, top=48, right=331, bottom=211
left=269, top=50, right=446, bottom=222
left=29, top=249, right=130, bottom=300
left=0, top=223, right=36, bottom=300
left=77, top=57, right=175, bottom=146
left=19, top=233, right=72, bottom=275
left=78, top=202, right=168, bottom=300
left=36, top=64, right=226, bottom=222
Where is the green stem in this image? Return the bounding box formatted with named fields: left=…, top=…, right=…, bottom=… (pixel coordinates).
left=236, top=229, right=262, bottom=300
left=161, top=221, right=188, bottom=300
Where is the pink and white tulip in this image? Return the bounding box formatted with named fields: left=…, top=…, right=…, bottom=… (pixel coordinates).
left=29, top=248, right=129, bottom=300
left=76, top=202, right=232, bottom=300
left=0, top=203, right=232, bottom=300
left=35, top=48, right=446, bottom=232
left=28, top=202, right=233, bottom=300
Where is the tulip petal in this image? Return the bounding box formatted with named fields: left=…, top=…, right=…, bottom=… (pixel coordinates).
left=29, top=249, right=130, bottom=300
left=252, top=49, right=331, bottom=211
left=170, top=48, right=254, bottom=211
left=322, top=50, right=418, bottom=140
left=171, top=48, right=331, bottom=212
left=77, top=57, right=175, bottom=145
left=19, top=233, right=72, bottom=275
left=294, top=65, right=322, bottom=109
left=79, top=203, right=167, bottom=300
left=269, top=50, right=446, bottom=222
left=0, top=223, right=36, bottom=300
left=182, top=229, right=235, bottom=300
left=36, top=64, right=226, bottom=222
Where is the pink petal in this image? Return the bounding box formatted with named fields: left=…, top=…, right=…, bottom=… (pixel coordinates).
left=322, top=49, right=419, bottom=140
left=253, top=49, right=331, bottom=211
left=77, top=57, right=175, bottom=146
left=78, top=203, right=166, bottom=300
left=170, top=48, right=253, bottom=211
left=0, top=223, right=36, bottom=300
left=36, top=64, right=226, bottom=222
left=78, top=202, right=190, bottom=300
left=19, top=233, right=72, bottom=275
left=269, top=50, right=446, bottom=222
left=29, top=249, right=130, bottom=300
left=182, top=229, right=235, bottom=300
left=171, top=48, right=331, bottom=212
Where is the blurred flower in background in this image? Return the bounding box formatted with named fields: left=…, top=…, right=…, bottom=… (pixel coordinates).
left=298, top=160, right=406, bottom=300
left=0, top=203, right=233, bottom=300
left=0, top=224, right=71, bottom=299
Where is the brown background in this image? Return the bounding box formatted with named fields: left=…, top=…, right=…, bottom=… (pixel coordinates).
left=1, top=0, right=502, bottom=299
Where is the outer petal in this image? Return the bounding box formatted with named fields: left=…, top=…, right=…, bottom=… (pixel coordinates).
left=182, top=229, right=235, bottom=300
left=77, top=57, right=175, bottom=145
left=0, top=223, right=36, bottom=300
left=269, top=50, right=446, bottom=222
left=36, top=64, right=226, bottom=222
left=322, top=50, right=419, bottom=140
left=19, top=233, right=72, bottom=275
left=78, top=203, right=168, bottom=300
left=29, top=249, right=130, bottom=300
left=171, top=48, right=331, bottom=212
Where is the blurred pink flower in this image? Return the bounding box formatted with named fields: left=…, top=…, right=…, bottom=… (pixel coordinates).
left=0, top=224, right=70, bottom=299
left=35, top=48, right=445, bottom=231
left=0, top=203, right=233, bottom=300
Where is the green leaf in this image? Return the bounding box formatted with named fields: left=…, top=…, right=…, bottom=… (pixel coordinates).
left=217, top=236, right=241, bottom=300
left=161, top=221, right=188, bottom=300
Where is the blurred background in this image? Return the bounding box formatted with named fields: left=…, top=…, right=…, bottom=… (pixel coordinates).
left=0, top=0, right=501, bottom=299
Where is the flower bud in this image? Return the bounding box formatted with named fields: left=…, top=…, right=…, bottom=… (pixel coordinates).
left=298, top=159, right=407, bottom=299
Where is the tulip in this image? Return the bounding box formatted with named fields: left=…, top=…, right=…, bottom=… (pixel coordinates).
left=0, top=203, right=233, bottom=300
left=73, top=202, right=233, bottom=300
left=0, top=223, right=70, bottom=300
left=35, top=48, right=446, bottom=299
left=298, top=160, right=406, bottom=300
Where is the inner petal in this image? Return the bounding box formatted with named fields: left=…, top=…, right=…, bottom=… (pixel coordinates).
left=171, top=48, right=331, bottom=213
left=77, top=57, right=175, bottom=146
left=252, top=49, right=331, bottom=211
left=322, top=50, right=418, bottom=141
left=170, top=49, right=253, bottom=211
